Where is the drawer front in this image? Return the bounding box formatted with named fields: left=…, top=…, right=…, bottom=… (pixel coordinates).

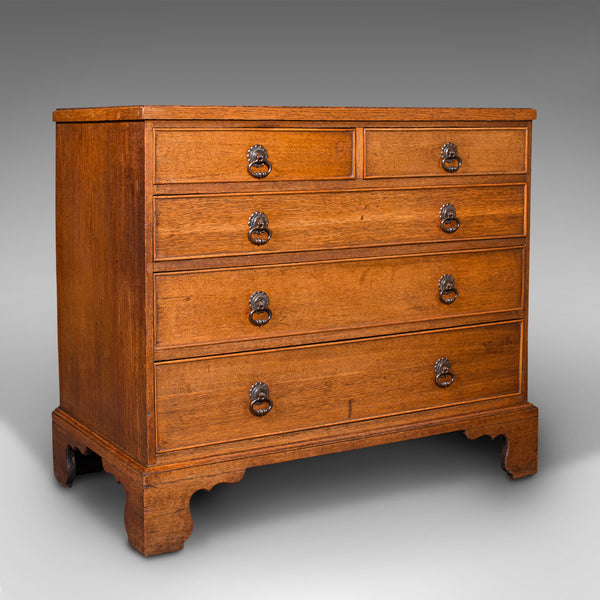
left=364, top=128, right=527, bottom=178
left=154, top=128, right=355, bottom=183
left=154, top=184, right=526, bottom=260
left=155, top=321, right=523, bottom=451
left=155, top=247, right=523, bottom=349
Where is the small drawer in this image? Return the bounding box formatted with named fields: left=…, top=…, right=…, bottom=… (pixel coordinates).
left=154, top=184, right=526, bottom=260
left=364, top=127, right=527, bottom=178
left=154, top=128, right=355, bottom=184
left=154, top=247, right=523, bottom=350
left=155, top=321, right=523, bottom=451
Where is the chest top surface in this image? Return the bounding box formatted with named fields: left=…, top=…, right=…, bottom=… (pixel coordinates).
left=53, top=105, right=537, bottom=122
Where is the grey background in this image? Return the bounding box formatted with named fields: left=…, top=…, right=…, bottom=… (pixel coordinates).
left=1, top=0, right=598, bottom=598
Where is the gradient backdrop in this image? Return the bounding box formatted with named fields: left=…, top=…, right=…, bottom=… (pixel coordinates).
left=1, top=1, right=599, bottom=598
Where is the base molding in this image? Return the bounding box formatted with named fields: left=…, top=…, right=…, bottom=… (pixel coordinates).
left=52, top=403, right=538, bottom=556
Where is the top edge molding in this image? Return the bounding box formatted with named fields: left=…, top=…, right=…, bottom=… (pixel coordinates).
left=53, top=105, right=537, bottom=123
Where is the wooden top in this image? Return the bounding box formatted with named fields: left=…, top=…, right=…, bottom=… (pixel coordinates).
left=53, top=105, right=536, bottom=123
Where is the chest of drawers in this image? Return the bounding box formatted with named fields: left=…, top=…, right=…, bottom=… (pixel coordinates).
left=52, top=106, right=538, bottom=556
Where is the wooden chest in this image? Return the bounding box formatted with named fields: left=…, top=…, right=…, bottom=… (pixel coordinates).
left=52, top=106, right=538, bottom=556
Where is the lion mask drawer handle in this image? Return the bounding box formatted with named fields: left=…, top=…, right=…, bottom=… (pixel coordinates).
left=248, top=211, right=272, bottom=245
left=439, top=203, right=460, bottom=233
left=249, top=290, right=272, bottom=326
left=249, top=382, right=273, bottom=416
left=434, top=357, right=455, bottom=388
left=247, top=144, right=272, bottom=179
left=438, top=274, right=458, bottom=304
left=441, top=142, right=462, bottom=173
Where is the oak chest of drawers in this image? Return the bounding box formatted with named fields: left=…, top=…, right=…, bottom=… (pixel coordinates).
left=52, top=106, right=538, bottom=556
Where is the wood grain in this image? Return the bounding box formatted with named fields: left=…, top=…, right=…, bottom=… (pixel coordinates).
left=151, top=173, right=529, bottom=198
left=365, top=127, right=527, bottom=177
left=55, top=121, right=150, bottom=462
left=152, top=310, right=525, bottom=362
left=154, top=128, right=354, bottom=183
left=154, top=184, right=526, bottom=260
left=151, top=237, right=526, bottom=275
left=53, top=105, right=537, bottom=123
left=154, top=247, right=524, bottom=349
left=155, top=321, right=523, bottom=451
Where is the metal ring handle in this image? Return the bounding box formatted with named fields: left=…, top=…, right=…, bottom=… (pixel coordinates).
left=248, top=211, right=272, bottom=245
left=249, top=290, right=272, bottom=326
left=434, top=357, right=455, bottom=388
left=248, top=159, right=272, bottom=179
left=439, top=203, right=460, bottom=234
left=441, top=155, right=462, bottom=173
left=249, top=382, right=273, bottom=416
left=441, top=142, right=462, bottom=173
left=438, top=274, right=458, bottom=304
left=247, top=145, right=272, bottom=179
left=249, top=307, right=272, bottom=326
left=248, top=225, right=272, bottom=244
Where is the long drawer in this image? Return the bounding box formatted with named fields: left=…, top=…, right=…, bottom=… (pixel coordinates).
left=364, top=127, right=528, bottom=178
left=154, top=184, right=526, bottom=260
left=154, top=128, right=355, bottom=184
left=154, top=247, right=523, bottom=349
left=155, top=321, right=523, bottom=451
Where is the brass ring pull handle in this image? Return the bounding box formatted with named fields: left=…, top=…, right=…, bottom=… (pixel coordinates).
left=248, top=211, right=272, bottom=245
left=249, top=290, right=272, bottom=326
left=434, top=357, right=455, bottom=388
left=441, top=142, right=462, bottom=173
left=439, top=203, right=460, bottom=233
left=247, top=144, right=272, bottom=179
left=439, top=274, right=458, bottom=304
left=249, top=382, right=273, bottom=416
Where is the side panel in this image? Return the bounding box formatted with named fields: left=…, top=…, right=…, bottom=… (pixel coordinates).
left=56, top=121, right=149, bottom=462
